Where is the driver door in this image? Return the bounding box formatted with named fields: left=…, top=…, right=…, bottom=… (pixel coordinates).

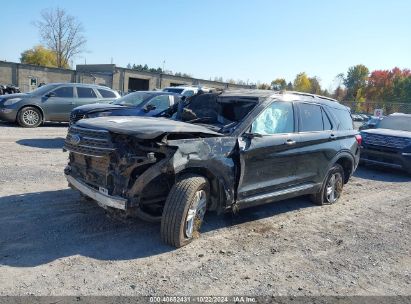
left=236, top=101, right=301, bottom=206
left=41, top=86, right=75, bottom=121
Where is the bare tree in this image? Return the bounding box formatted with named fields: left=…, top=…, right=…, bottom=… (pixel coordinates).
left=34, top=8, right=86, bottom=68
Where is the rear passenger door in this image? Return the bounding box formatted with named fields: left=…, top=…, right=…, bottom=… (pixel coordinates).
left=75, top=86, right=100, bottom=109
left=294, top=102, right=337, bottom=185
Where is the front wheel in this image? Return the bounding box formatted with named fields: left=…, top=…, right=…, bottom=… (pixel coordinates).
left=17, top=107, right=42, bottom=128
left=311, top=164, right=344, bottom=205
left=161, top=175, right=209, bottom=248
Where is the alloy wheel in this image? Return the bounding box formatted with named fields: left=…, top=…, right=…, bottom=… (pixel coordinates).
left=185, top=190, right=207, bottom=238
left=22, top=109, right=40, bottom=126
left=326, top=172, right=343, bottom=203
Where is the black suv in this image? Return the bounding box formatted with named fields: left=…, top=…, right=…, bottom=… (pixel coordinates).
left=360, top=113, right=411, bottom=173
left=63, top=90, right=360, bottom=247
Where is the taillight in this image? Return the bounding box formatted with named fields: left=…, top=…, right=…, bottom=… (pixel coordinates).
left=355, top=134, right=362, bottom=146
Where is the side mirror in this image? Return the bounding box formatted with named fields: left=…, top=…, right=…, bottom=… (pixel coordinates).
left=243, top=132, right=263, bottom=139
left=45, top=92, right=56, bottom=98
left=144, top=104, right=156, bottom=112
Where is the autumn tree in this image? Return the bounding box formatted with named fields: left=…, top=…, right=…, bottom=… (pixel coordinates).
left=343, top=64, right=369, bottom=100
left=293, top=72, right=311, bottom=92
left=271, top=78, right=287, bottom=90
left=257, top=82, right=271, bottom=90
left=20, top=45, right=68, bottom=68
left=34, top=7, right=86, bottom=68
left=366, top=67, right=411, bottom=102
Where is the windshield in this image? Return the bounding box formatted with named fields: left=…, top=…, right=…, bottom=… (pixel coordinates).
left=178, top=94, right=257, bottom=133
left=113, top=92, right=152, bottom=106
left=378, top=116, right=411, bottom=132
left=163, top=88, right=184, bottom=94
left=30, top=84, right=59, bottom=96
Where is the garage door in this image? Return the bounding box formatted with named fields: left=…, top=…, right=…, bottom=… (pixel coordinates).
left=128, top=78, right=149, bottom=91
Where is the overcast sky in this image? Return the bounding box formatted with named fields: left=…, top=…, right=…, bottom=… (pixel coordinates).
left=1, top=0, right=410, bottom=89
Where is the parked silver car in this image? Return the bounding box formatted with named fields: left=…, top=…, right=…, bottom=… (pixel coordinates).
left=0, top=83, right=120, bottom=127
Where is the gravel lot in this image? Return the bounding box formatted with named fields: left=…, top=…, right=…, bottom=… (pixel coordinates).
left=0, top=122, right=410, bottom=296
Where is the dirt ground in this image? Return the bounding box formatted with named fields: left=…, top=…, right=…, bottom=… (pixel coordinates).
left=0, top=122, right=410, bottom=296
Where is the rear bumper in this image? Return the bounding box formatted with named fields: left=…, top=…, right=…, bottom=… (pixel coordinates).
left=360, top=147, right=411, bottom=172
left=66, top=174, right=127, bottom=210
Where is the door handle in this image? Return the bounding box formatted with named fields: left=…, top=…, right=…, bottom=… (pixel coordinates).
left=70, top=101, right=75, bottom=105
left=330, top=133, right=337, bottom=140
left=285, top=139, right=296, bottom=145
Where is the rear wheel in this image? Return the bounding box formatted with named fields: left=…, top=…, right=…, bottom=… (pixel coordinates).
left=311, top=164, right=344, bottom=205
left=161, top=175, right=209, bottom=248
left=17, top=107, right=42, bottom=128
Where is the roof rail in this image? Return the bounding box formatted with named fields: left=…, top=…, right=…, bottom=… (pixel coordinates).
left=283, top=91, right=338, bottom=102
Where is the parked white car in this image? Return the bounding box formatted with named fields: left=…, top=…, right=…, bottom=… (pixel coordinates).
left=162, top=85, right=214, bottom=97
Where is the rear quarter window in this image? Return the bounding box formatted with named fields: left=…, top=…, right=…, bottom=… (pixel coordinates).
left=98, top=89, right=117, bottom=98
left=332, top=108, right=354, bottom=130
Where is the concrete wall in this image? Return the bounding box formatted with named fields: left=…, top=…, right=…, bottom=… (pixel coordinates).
left=0, top=61, right=15, bottom=84
left=0, top=61, right=253, bottom=93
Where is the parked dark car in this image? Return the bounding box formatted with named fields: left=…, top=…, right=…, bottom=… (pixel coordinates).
left=0, top=84, right=21, bottom=95
left=69, top=91, right=182, bottom=125
left=359, top=116, right=384, bottom=130
left=0, top=84, right=7, bottom=95
left=0, top=83, right=120, bottom=127
left=63, top=90, right=360, bottom=247
left=360, top=113, right=411, bottom=173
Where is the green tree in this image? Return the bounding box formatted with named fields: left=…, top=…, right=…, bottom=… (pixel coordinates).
left=293, top=72, right=311, bottom=92
left=343, top=64, right=369, bottom=100
left=309, top=76, right=321, bottom=94
left=20, top=45, right=68, bottom=68
left=271, top=78, right=287, bottom=90
left=333, top=86, right=346, bottom=101
left=286, top=82, right=293, bottom=90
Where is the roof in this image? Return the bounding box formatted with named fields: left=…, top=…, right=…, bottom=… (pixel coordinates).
left=45, top=83, right=113, bottom=89
left=129, top=90, right=181, bottom=96
left=219, top=89, right=346, bottom=110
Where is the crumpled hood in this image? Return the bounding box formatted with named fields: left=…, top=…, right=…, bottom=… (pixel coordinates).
left=361, top=128, right=411, bottom=139
left=73, top=103, right=126, bottom=113
left=75, top=116, right=222, bottom=139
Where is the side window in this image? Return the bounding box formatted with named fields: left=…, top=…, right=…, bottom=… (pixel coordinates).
left=183, top=90, right=194, bottom=97
left=51, top=87, right=73, bottom=98
left=146, top=95, right=171, bottom=111
left=77, top=87, right=97, bottom=98
left=322, top=108, right=332, bottom=130
left=97, top=89, right=117, bottom=98
left=251, top=102, right=294, bottom=135
left=298, top=103, right=323, bottom=132
left=333, top=108, right=354, bottom=130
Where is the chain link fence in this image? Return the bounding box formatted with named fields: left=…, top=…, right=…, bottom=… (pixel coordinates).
left=340, top=101, right=411, bottom=115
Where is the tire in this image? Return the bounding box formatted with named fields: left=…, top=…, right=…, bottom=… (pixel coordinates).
left=17, top=107, right=42, bottom=128
left=161, top=174, right=209, bottom=248
left=310, top=164, right=344, bottom=205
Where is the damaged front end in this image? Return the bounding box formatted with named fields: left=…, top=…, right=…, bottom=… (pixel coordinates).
left=64, top=123, right=236, bottom=221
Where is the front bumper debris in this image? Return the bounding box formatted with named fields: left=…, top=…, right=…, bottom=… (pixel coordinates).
left=66, top=174, right=127, bottom=210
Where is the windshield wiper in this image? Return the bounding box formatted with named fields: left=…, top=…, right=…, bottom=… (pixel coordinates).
left=219, top=121, right=237, bottom=133
left=185, top=117, right=213, bottom=124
